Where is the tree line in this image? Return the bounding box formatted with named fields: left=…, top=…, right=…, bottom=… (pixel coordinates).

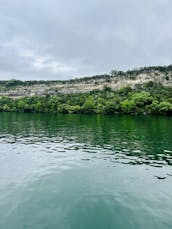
left=0, top=65, right=171, bottom=88
left=0, top=83, right=172, bottom=115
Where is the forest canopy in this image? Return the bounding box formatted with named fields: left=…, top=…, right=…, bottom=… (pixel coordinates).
left=0, top=83, right=172, bottom=115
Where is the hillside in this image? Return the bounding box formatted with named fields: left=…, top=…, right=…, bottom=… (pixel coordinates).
left=0, top=65, right=172, bottom=98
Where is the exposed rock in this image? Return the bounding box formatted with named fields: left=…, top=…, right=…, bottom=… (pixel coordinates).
left=0, top=66, right=172, bottom=98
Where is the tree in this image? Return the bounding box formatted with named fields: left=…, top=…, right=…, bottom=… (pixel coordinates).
left=120, top=99, right=136, bottom=114
left=82, top=96, right=95, bottom=113
left=158, top=101, right=172, bottom=115
left=132, top=92, right=153, bottom=107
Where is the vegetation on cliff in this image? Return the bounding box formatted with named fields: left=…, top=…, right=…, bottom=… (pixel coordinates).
left=0, top=82, right=172, bottom=115
left=0, top=65, right=172, bottom=88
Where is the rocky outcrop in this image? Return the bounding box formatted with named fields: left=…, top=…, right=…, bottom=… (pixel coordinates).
left=0, top=66, right=172, bottom=98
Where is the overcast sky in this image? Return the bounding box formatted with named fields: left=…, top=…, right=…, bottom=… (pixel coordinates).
left=0, top=0, right=172, bottom=80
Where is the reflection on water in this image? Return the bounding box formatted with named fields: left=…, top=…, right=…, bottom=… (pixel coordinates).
left=0, top=113, right=172, bottom=229
left=0, top=113, right=171, bottom=167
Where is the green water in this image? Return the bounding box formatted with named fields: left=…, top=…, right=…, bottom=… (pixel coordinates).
left=0, top=113, right=172, bottom=229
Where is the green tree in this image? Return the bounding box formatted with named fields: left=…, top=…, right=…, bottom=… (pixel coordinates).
left=82, top=96, right=95, bottom=113
left=158, top=101, right=172, bottom=115
left=120, top=99, right=136, bottom=114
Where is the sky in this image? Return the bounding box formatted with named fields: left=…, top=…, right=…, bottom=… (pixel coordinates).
left=0, top=0, right=172, bottom=80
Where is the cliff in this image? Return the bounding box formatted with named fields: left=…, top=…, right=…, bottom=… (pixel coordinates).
left=0, top=65, right=172, bottom=98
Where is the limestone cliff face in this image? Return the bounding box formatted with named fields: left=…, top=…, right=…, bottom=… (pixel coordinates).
left=0, top=66, right=172, bottom=98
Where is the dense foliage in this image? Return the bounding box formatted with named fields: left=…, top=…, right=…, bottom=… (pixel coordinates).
left=0, top=83, right=172, bottom=115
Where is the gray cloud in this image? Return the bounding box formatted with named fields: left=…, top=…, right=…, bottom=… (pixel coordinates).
left=0, top=0, right=172, bottom=80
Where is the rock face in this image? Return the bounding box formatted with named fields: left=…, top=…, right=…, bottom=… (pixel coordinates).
left=0, top=66, right=172, bottom=98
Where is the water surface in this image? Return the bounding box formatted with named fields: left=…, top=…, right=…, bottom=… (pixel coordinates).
left=0, top=113, right=172, bottom=229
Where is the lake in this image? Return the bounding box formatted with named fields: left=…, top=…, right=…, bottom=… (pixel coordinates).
left=0, top=113, right=172, bottom=229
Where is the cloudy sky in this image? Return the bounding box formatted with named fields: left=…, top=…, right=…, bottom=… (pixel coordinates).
left=0, top=0, right=172, bottom=80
